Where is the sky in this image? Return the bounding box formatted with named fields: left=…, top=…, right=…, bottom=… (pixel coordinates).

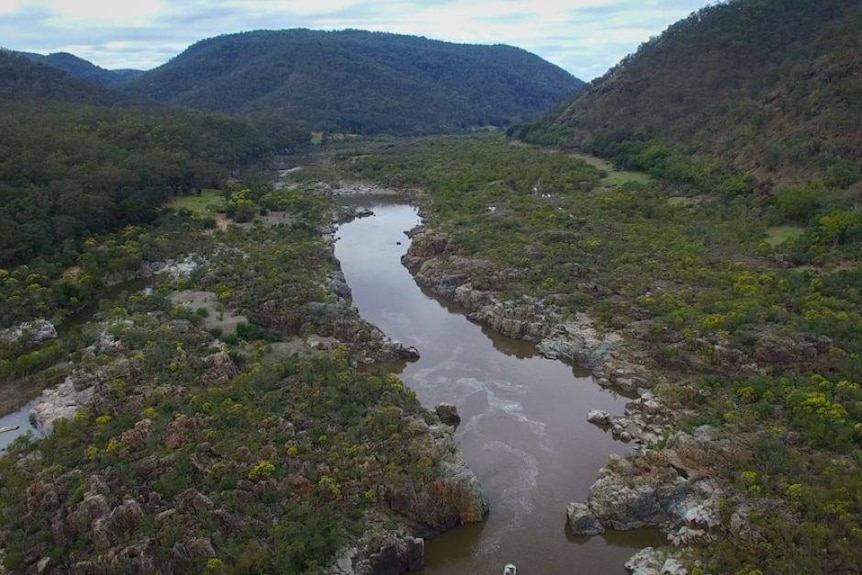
left=0, top=0, right=716, bottom=80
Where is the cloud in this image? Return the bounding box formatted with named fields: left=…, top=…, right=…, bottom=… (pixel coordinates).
left=0, top=0, right=712, bottom=78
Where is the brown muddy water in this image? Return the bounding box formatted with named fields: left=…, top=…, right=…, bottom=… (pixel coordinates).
left=335, top=203, right=663, bottom=575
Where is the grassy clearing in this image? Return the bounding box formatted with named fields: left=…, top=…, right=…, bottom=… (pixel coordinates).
left=765, top=225, right=805, bottom=246
left=166, top=189, right=224, bottom=215
left=570, top=152, right=654, bottom=188
left=604, top=170, right=655, bottom=187
left=168, top=290, right=247, bottom=335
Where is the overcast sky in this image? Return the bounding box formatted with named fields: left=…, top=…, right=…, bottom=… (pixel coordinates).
left=0, top=0, right=715, bottom=80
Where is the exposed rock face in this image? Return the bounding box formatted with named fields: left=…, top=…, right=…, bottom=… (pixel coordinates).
left=0, top=319, right=58, bottom=345
left=389, top=421, right=488, bottom=530
left=568, top=427, right=726, bottom=541
left=566, top=501, right=604, bottom=535
left=625, top=547, right=690, bottom=575
left=536, top=315, right=623, bottom=368
left=587, top=392, right=677, bottom=446
left=584, top=456, right=689, bottom=532
left=326, top=269, right=353, bottom=300
left=30, top=377, right=94, bottom=432
left=329, top=423, right=487, bottom=574
left=146, top=254, right=204, bottom=281
left=329, top=529, right=424, bottom=575
left=384, top=424, right=489, bottom=535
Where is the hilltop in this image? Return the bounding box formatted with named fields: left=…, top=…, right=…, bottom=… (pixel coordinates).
left=9, top=50, right=143, bottom=85
left=519, top=0, right=862, bottom=189
left=0, top=50, right=130, bottom=105
left=122, top=29, right=584, bottom=135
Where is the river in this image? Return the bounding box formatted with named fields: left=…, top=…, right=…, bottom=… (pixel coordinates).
left=334, top=202, right=662, bottom=575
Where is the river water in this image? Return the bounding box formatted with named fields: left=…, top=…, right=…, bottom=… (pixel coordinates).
left=335, top=202, right=662, bottom=575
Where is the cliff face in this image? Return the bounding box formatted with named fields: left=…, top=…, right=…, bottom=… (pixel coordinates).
left=331, top=419, right=489, bottom=575
left=383, top=421, right=489, bottom=536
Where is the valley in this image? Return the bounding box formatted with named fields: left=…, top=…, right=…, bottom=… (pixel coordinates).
left=2, top=1, right=861, bottom=573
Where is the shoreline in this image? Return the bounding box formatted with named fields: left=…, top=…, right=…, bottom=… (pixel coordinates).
left=398, top=220, right=725, bottom=570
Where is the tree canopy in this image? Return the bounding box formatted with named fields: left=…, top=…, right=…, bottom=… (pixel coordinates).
left=121, top=29, right=585, bottom=135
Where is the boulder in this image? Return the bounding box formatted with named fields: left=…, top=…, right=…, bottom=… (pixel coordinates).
left=435, top=403, right=461, bottom=427
left=566, top=502, right=604, bottom=535
left=624, top=547, right=663, bottom=575
left=587, top=409, right=612, bottom=426
left=185, top=538, right=216, bottom=559
left=103, top=499, right=144, bottom=541
left=178, top=488, right=213, bottom=513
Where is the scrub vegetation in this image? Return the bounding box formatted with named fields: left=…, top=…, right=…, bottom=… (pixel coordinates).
left=334, top=132, right=862, bottom=573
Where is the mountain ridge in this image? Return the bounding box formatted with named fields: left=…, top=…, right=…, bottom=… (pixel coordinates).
left=121, top=28, right=585, bottom=135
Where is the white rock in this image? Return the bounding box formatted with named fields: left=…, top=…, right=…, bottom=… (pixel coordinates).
left=587, top=409, right=611, bottom=425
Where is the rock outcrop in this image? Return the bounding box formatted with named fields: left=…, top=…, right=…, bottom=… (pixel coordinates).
left=329, top=528, right=424, bottom=575
left=329, top=422, right=488, bottom=574
left=384, top=423, right=489, bottom=535
left=258, top=299, right=419, bottom=364
left=0, top=319, right=58, bottom=345
left=625, top=547, right=689, bottom=575
left=567, top=428, right=726, bottom=543
left=586, top=392, right=677, bottom=445
left=30, top=377, right=94, bottom=432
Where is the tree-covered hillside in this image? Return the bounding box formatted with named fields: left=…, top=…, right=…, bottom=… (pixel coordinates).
left=0, top=53, right=272, bottom=268
left=518, top=0, right=862, bottom=189
left=0, top=51, right=130, bottom=106
left=9, top=50, right=143, bottom=85
left=122, top=29, right=584, bottom=134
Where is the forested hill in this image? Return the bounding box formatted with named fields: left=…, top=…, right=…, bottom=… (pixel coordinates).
left=0, top=51, right=131, bottom=105
left=9, top=50, right=143, bottom=85
left=0, top=51, right=270, bottom=267
left=520, top=0, right=862, bottom=188
left=121, top=29, right=584, bottom=134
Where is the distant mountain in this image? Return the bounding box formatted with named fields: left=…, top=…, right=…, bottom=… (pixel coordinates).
left=0, top=50, right=129, bottom=105
left=122, top=29, right=585, bottom=135
left=10, top=50, right=144, bottom=85
left=523, top=0, right=862, bottom=188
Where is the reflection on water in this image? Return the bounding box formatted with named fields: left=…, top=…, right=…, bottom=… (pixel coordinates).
left=335, top=203, right=655, bottom=575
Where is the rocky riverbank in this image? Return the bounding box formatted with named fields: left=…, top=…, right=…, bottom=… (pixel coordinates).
left=403, top=226, right=674, bottom=442
left=401, top=224, right=732, bottom=568
left=330, top=408, right=489, bottom=574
